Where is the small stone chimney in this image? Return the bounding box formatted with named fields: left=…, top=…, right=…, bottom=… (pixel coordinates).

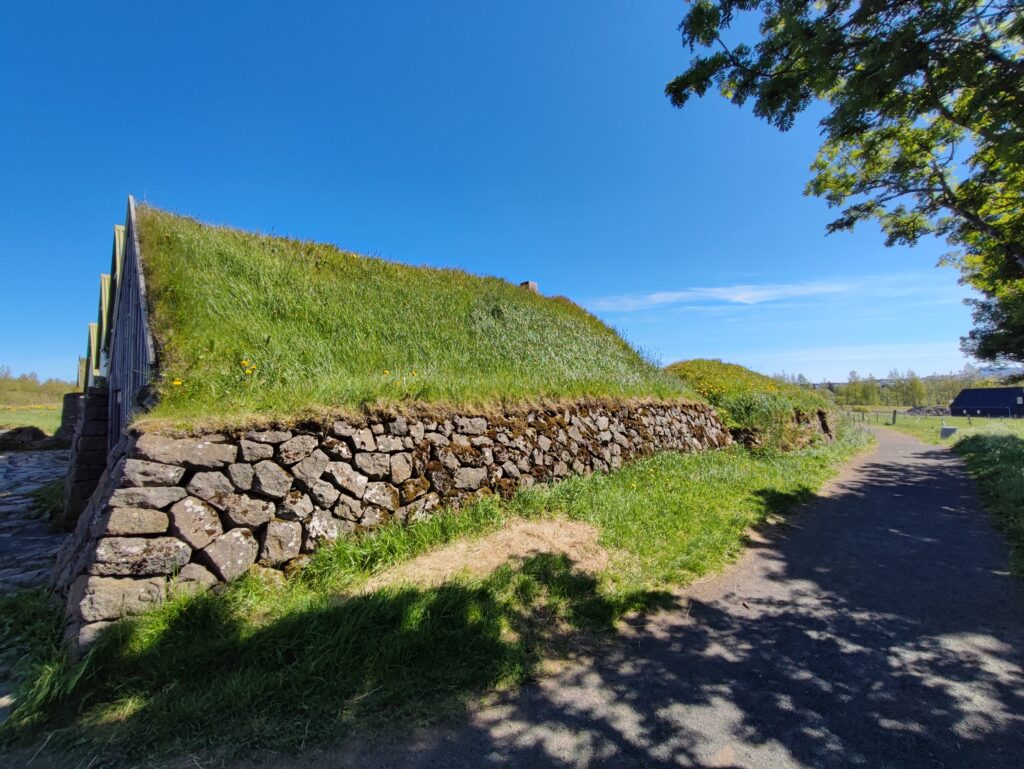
left=519, top=280, right=538, bottom=293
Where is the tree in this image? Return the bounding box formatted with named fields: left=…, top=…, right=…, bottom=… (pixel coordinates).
left=862, top=374, right=880, bottom=405
left=667, top=0, right=1024, bottom=362
left=905, top=370, right=927, bottom=406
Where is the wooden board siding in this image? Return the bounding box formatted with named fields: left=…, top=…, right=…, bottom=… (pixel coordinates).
left=105, top=196, right=156, bottom=456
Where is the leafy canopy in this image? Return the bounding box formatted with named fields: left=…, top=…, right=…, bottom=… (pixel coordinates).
left=667, top=0, right=1024, bottom=362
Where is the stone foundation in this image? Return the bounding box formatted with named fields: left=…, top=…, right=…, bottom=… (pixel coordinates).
left=55, top=392, right=85, bottom=441
left=53, top=399, right=730, bottom=646
left=57, top=387, right=110, bottom=532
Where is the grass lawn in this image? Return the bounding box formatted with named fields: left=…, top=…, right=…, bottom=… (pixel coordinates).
left=0, top=422, right=868, bottom=760
left=136, top=206, right=690, bottom=430
left=0, top=376, right=75, bottom=435
left=877, top=414, right=1024, bottom=445
left=954, top=434, right=1024, bottom=575
left=0, top=406, right=63, bottom=435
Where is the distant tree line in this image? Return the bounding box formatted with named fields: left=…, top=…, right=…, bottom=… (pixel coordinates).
left=774, top=365, right=1015, bottom=407
left=0, top=365, right=78, bottom=405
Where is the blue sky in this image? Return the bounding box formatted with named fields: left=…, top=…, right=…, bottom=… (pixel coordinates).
left=0, top=1, right=975, bottom=383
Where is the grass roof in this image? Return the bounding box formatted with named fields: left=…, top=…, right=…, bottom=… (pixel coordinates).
left=135, top=206, right=691, bottom=429
left=665, top=359, right=832, bottom=442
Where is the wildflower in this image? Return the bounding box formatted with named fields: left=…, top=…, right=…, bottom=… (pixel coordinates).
left=384, top=369, right=390, bottom=376
left=172, top=379, right=183, bottom=386
left=241, top=359, right=250, bottom=367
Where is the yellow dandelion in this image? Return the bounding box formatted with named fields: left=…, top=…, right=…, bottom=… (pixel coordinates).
left=172, top=379, right=183, bottom=386
left=241, top=359, right=250, bottom=367
left=384, top=369, right=390, bottom=376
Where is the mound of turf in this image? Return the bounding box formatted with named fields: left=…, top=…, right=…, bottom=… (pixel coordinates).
left=665, top=359, right=832, bottom=448
left=134, top=206, right=690, bottom=429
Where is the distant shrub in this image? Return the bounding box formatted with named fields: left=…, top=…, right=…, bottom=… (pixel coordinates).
left=0, top=368, right=76, bottom=408
left=665, top=359, right=832, bottom=450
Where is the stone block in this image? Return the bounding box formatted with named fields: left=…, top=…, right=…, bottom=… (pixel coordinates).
left=221, top=493, right=276, bottom=529
left=354, top=452, right=390, bottom=479
left=304, top=509, right=342, bottom=551
left=74, top=449, right=109, bottom=468
left=70, top=575, right=166, bottom=623
left=309, top=479, right=340, bottom=509
left=278, top=490, right=314, bottom=521
left=228, top=462, right=255, bottom=491
left=375, top=435, right=404, bottom=452
left=240, top=439, right=274, bottom=462
left=245, top=429, right=292, bottom=444
left=200, top=528, right=259, bottom=582
left=454, top=467, right=487, bottom=490
left=260, top=520, right=302, bottom=565
left=169, top=562, right=219, bottom=596
left=399, top=476, right=430, bottom=503
left=363, top=482, right=399, bottom=511
left=135, top=433, right=238, bottom=468
left=79, top=420, right=108, bottom=437
left=99, top=507, right=170, bottom=536
left=120, top=459, right=186, bottom=487
left=325, top=461, right=368, bottom=498
left=279, top=434, right=318, bottom=465
left=390, top=453, right=413, bottom=484
left=331, top=421, right=356, bottom=438
left=454, top=416, right=487, bottom=435
left=187, top=471, right=235, bottom=508
left=88, top=537, right=192, bottom=577
left=291, top=449, right=330, bottom=487
left=252, top=460, right=293, bottom=499
left=352, top=428, right=376, bottom=451
left=320, top=436, right=352, bottom=459
left=108, top=485, right=187, bottom=510
left=333, top=495, right=362, bottom=521
left=170, top=496, right=223, bottom=549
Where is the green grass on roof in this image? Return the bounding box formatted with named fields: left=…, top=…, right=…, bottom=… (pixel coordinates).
left=665, top=359, right=832, bottom=447
left=136, top=206, right=691, bottom=429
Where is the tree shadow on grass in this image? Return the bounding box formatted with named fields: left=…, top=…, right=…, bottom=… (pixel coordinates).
left=16, top=554, right=669, bottom=765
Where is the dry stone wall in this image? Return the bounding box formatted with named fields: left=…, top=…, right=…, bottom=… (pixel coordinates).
left=57, top=387, right=109, bottom=531
left=54, top=399, right=730, bottom=646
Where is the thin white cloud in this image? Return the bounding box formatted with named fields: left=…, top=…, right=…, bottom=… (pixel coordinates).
left=731, top=342, right=969, bottom=380
left=586, top=272, right=961, bottom=313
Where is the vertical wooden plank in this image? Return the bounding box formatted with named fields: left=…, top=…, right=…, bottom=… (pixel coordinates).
left=105, top=196, right=157, bottom=457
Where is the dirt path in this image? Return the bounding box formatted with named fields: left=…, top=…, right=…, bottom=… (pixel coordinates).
left=251, top=427, right=1024, bottom=769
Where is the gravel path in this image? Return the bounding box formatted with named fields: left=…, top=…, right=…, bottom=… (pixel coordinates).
left=273, top=427, right=1024, bottom=769
left=0, top=449, right=69, bottom=595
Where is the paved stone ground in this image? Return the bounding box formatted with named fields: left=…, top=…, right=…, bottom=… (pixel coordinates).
left=0, top=449, right=69, bottom=595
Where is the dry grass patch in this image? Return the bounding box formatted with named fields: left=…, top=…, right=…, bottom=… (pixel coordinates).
left=362, top=519, right=608, bottom=593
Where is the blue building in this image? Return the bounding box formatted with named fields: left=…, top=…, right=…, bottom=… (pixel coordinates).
left=950, top=387, right=1024, bottom=417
